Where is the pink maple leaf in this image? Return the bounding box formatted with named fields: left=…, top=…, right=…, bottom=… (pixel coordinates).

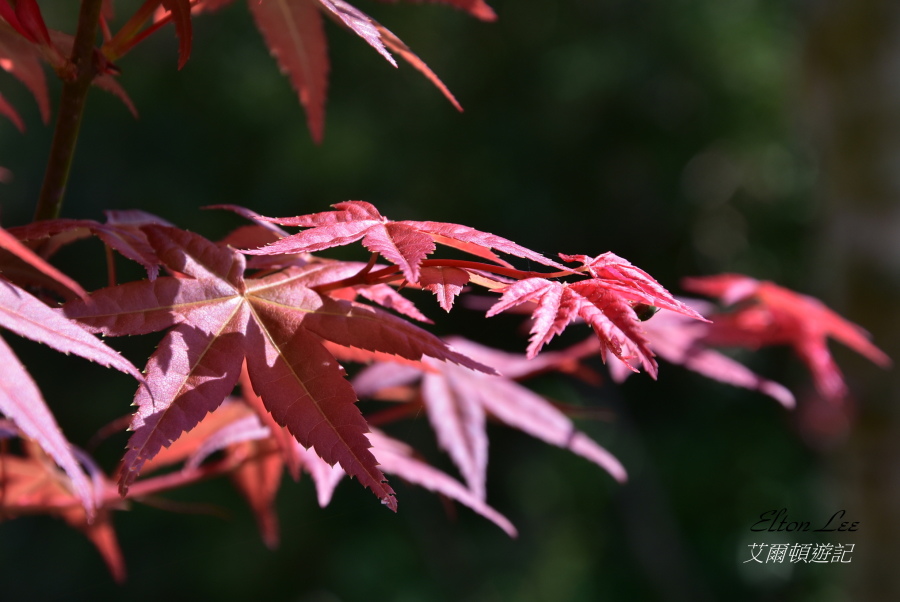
left=0, top=434, right=125, bottom=582
left=241, top=201, right=565, bottom=282
left=682, top=274, right=891, bottom=402
left=375, top=0, right=497, bottom=21
left=486, top=275, right=702, bottom=377
left=0, top=227, right=143, bottom=516
left=354, top=341, right=627, bottom=500
left=0, top=21, right=50, bottom=127
left=605, top=301, right=795, bottom=408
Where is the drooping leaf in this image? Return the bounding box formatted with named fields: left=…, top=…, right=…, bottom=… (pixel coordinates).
left=295, top=441, right=345, bottom=507
left=0, top=444, right=124, bottom=581
left=682, top=274, right=891, bottom=402
left=62, top=225, right=489, bottom=509
left=249, top=0, right=329, bottom=142
left=0, top=335, right=95, bottom=515
left=354, top=342, right=628, bottom=497
left=139, top=398, right=255, bottom=472
left=443, top=360, right=625, bottom=485
left=443, top=335, right=601, bottom=382
left=303, top=428, right=517, bottom=535
left=0, top=224, right=87, bottom=298
left=419, top=266, right=469, bottom=311
left=0, top=274, right=145, bottom=517
left=377, top=0, right=497, bottom=21
left=228, top=436, right=284, bottom=549
left=316, top=0, right=397, bottom=66
left=160, top=0, right=193, bottom=68
left=368, top=430, right=516, bottom=537
left=0, top=236, right=143, bottom=516
left=603, top=302, right=795, bottom=408
left=0, top=21, right=50, bottom=125
left=0, top=280, right=141, bottom=379
left=0, top=92, right=23, bottom=131
left=421, top=365, right=487, bottom=499
left=372, top=23, right=462, bottom=111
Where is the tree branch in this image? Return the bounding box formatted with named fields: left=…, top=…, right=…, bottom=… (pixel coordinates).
left=33, top=0, right=105, bottom=221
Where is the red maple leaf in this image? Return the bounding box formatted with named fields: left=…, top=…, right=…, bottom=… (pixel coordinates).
left=203, top=0, right=475, bottom=141
left=418, top=266, right=470, bottom=311
left=159, top=0, right=193, bottom=68
left=241, top=200, right=566, bottom=282
left=486, top=253, right=705, bottom=376
left=604, top=300, right=795, bottom=408
left=246, top=0, right=329, bottom=142
left=682, top=274, right=891, bottom=402
left=61, top=225, right=490, bottom=509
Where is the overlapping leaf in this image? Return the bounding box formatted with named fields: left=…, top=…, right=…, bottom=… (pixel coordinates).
left=0, top=21, right=136, bottom=132
left=9, top=211, right=170, bottom=280
left=354, top=339, right=627, bottom=501
left=0, top=228, right=143, bottom=516
left=61, top=225, right=490, bottom=509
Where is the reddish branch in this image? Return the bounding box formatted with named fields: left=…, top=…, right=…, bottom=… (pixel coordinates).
left=33, top=0, right=104, bottom=221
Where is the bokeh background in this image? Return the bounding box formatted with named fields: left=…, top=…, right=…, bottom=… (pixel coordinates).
left=1, top=0, right=899, bottom=600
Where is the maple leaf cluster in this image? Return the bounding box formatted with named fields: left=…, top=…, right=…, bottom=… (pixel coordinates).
left=0, top=201, right=888, bottom=580
left=0, top=0, right=492, bottom=140
left=0, top=0, right=890, bottom=585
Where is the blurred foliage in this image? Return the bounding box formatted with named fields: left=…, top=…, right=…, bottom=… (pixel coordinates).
left=0, top=0, right=880, bottom=600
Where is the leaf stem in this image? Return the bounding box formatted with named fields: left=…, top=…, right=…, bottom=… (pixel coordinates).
left=33, top=0, right=105, bottom=221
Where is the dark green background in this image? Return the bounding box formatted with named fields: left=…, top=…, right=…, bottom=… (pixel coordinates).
left=2, top=0, right=897, bottom=600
